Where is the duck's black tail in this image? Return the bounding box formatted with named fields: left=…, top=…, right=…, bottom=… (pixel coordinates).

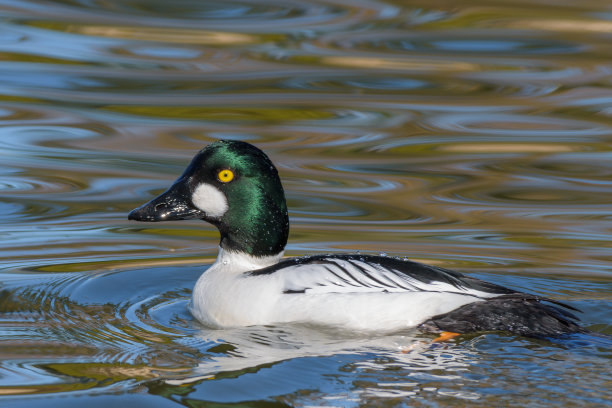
left=419, top=294, right=586, bottom=338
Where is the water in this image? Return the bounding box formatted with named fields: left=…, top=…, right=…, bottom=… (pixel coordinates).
left=1, top=0, right=611, bottom=406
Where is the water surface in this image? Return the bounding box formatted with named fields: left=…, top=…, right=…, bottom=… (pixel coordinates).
left=1, top=0, right=611, bottom=406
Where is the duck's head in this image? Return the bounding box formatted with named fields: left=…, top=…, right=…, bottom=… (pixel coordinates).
left=128, top=140, right=289, bottom=257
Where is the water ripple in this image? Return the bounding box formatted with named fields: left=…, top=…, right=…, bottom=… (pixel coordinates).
left=319, top=29, right=584, bottom=54
left=5, top=0, right=392, bottom=33
left=425, top=112, right=611, bottom=137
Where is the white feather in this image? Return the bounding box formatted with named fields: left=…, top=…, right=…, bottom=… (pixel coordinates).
left=189, top=248, right=284, bottom=328
left=190, top=251, right=501, bottom=331
left=282, top=258, right=497, bottom=298
left=191, top=183, right=228, bottom=218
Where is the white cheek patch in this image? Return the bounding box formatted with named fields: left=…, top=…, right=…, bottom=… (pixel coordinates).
left=191, top=183, right=228, bottom=218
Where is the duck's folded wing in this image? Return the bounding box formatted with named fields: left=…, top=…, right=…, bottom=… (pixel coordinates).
left=249, top=255, right=516, bottom=298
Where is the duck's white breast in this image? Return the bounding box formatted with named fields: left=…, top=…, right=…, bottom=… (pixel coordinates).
left=189, top=249, right=285, bottom=328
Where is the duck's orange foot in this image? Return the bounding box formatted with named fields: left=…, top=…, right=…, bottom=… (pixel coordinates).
left=433, top=331, right=461, bottom=342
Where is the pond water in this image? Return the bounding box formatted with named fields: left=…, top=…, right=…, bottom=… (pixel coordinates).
left=1, top=0, right=611, bottom=406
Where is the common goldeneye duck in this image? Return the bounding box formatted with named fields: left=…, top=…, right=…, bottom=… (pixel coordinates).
left=128, top=140, right=584, bottom=338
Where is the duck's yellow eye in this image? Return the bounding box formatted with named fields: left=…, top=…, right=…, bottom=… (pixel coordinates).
left=217, top=169, right=234, bottom=183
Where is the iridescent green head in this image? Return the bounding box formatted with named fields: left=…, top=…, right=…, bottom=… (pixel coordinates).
left=128, top=140, right=289, bottom=257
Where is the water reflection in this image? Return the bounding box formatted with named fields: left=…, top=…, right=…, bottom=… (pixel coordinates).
left=160, top=327, right=481, bottom=404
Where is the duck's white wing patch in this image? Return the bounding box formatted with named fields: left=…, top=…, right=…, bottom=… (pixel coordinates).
left=278, top=258, right=500, bottom=299
left=192, top=183, right=228, bottom=218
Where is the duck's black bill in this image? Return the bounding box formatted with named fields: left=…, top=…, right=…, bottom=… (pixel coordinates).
left=128, top=185, right=203, bottom=222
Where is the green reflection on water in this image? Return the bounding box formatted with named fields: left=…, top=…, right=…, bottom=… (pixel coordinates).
left=103, top=106, right=335, bottom=121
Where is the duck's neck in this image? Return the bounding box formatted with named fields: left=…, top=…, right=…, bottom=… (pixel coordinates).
left=216, top=189, right=289, bottom=257
left=213, top=247, right=283, bottom=273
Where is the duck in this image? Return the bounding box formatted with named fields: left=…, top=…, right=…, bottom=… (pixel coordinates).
left=128, top=139, right=584, bottom=338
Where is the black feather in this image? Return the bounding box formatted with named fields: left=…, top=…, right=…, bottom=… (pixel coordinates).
left=250, top=254, right=586, bottom=337
left=283, top=289, right=307, bottom=294
left=249, top=254, right=515, bottom=295
left=419, top=294, right=584, bottom=338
